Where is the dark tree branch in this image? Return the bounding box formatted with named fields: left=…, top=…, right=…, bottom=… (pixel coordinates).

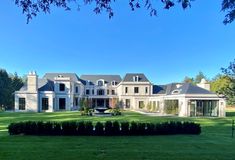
left=14, top=0, right=235, bottom=24
left=221, top=0, right=235, bottom=24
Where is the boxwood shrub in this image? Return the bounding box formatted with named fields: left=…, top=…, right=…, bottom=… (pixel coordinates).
left=8, top=121, right=201, bottom=136
left=94, top=122, right=104, bottom=136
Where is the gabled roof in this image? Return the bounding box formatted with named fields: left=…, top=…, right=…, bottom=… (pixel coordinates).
left=80, top=75, right=122, bottom=85
left=123, top=73, right=150, bottom=82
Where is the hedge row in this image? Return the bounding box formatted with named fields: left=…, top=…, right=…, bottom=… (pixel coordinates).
left=8, top=121, right=201, bottom=136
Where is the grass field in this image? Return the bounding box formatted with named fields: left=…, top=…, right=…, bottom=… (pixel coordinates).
left=0, top=110, right=235, bottom=160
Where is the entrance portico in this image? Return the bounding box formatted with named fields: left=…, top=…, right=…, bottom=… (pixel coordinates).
left=88, top=97, right=119, bottom=108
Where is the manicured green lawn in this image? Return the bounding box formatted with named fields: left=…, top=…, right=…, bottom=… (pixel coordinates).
left=0, top=110, right=235, bottom=160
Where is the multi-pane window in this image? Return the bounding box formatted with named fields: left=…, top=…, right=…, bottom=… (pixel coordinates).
left=97, top=89, right=104, bottom=95
left=86, top=89, right=90, bottom=95
left=139, top=101, right=145, bottom=109
left=59, top=98, right=66, bottom=110
left=112, top=90, right=115, bottom=95
left=42, top=98, right=49, bottom=110
left=134, top=87, right=139, bottom=94
left=125, top=87, right=128, bottom=94
left=107, top=90, right=110, bottom=95
left=19, top=98, right=26, bottom=110
left=145, top=87, right=148, bottom=94
left=126, top=99, right=130, bottom=108
left=74, top=97, right=79, bottom=106
left=59, top=83, right=65, bottom=91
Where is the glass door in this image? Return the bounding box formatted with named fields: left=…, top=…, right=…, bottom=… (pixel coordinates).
left=196, top=101, right=203, bottom=116
left=190, top=101, right=196, bottom=117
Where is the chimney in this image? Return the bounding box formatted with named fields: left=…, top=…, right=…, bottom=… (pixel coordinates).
left=196, top=78, right=210, bottom=91
left=27, top=71, right=38, bottom=92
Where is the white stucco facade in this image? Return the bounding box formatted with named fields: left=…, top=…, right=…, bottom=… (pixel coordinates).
left=14, top=72, right=226, bottom=117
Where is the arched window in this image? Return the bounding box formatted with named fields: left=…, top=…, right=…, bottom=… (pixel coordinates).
left=97, top=80, right=104, bottom=86
left=172, top=90, right=180, bottom=94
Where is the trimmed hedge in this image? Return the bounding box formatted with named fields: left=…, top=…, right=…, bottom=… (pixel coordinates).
left=8, top=121, right=201, bottom=136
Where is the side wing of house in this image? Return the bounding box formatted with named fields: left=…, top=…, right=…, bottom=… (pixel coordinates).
left=150, top=82, right=226, bottom=117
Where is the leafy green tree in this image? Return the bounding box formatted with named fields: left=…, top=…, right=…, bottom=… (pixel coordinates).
left=182, top=72, right=207, bottom=84
left=183, top=76, right=194, bottom=83
left=194, top=71, right=207, bottom=84
left=211, top=75, right=231, bottom=97
left=221, top=59, right=235, bottom=105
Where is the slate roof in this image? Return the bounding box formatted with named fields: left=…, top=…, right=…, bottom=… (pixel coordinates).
left=19, top=79, right=54, bottom=91
left=179, top=83, right=214, bottom=95
left=38, top=79, right=54, bottom=91
left=43, top=73, right=80, bottom=82
left=152, top=83, right=215, bottom=95
left=152, top=85, right=167, bottom=94
left=123, top=73, right=150, bottom=82
left=80, top=75, right=122, bottom=85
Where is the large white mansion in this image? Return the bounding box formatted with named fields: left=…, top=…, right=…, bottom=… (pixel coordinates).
left=15, top=72, right=226, bottom=117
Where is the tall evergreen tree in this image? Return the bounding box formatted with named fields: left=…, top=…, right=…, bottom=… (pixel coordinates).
left=0, top=69, right=24, bottom=110
left=194, top=71, right=207, bottom=84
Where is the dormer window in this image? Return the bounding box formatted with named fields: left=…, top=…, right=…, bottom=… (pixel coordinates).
left=133, top=76, right=139, bottom=82
left=176, top=84, right=182, bottom=88
left=58, top=75, right=63, bottom=78
left=97, top=80, right=104, bottom=86
left=111, top=81, right=117, bottom=86
left=172, top=90, right=180, bottom=94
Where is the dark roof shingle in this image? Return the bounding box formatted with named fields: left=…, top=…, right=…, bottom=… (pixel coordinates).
left=43, top=73, right=79, bottom=82
left=123, top=73, right=150, bottom=82
left=80, top=75, right=122, bottom=85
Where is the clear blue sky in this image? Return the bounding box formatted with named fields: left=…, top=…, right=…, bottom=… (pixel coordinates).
left=0, top=0, right=234, bottom=84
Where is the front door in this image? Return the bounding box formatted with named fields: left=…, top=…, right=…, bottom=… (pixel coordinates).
left=190, top=101, right=196, bottom=117
left=97, top=99, right=104, bottom=107
left=59, top=98, right=66, bottom=110
left=196, top=101, right=203, bottom=116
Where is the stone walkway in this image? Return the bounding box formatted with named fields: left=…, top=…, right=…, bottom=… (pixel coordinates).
left=131, top=110, right=176, bottom=117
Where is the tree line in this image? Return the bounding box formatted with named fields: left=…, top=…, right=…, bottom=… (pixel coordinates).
left=0, top=69, right=24, bottom=110
left=182, top=59, right=235, bottom=105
